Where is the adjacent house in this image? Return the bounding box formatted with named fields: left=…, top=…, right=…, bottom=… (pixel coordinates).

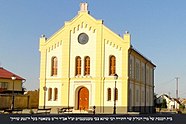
left=0, top=67, right=25, bottom=94
left=156, top=94, right=181, bottom=110
left=180, top=99, right=186, bottom=107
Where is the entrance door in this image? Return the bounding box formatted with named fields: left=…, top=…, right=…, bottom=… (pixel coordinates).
left=78, top=87, right=89, bottom=110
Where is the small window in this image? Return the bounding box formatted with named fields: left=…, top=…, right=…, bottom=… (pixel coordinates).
left=48, top=88, right=52, bottom=101
left=0, top=82, right=8, bottom=88
left=75, top=56, right=81, bottom=76
left=136, top=89, right=139, bottom=103
left=109, top=55, right=116, bottom=75
left=114, top=88, right=118, bottom=101
left=51, top=57, right=58, bottom=76
left=107, top=88, right=111, bottom=101
left=54, top=88, right=58, bottom=101
left=84, top=56, right=90, bottom=75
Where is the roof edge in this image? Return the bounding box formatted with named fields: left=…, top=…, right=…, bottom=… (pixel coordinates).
left=129, top=46, right=156, bottom=67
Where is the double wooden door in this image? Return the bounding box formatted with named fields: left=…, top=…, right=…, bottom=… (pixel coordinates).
left=78, top=87, right=89, bottom=110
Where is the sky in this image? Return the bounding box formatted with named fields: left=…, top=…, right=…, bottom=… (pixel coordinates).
left=0, top=0, right=186, bottom=98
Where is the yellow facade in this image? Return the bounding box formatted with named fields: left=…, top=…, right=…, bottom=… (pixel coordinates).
left=0, top=78, right=22, bottom=91
left=39, top=3, right=155, bottom=114
left=128, top=48, right=155, bottom=113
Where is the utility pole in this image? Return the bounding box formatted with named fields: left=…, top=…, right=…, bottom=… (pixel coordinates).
left=175, top=77, right=179, bottom=99
left=168, top=92, right=171, bottom=97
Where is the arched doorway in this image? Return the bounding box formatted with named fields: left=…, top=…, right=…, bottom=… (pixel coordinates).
left=78, top=87, right=89, bottom=110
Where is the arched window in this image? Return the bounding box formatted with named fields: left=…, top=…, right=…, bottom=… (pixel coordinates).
left=107, top=88, right=111, bottom=101
left=109, top=55, right=116, bottom=75
left=84, top=56, right=90, bottom=75
left=51, top=57, right=57, bottom=76
left=75, top=56, right=81, bottom=76
left=114, top=88, right=118, bottom=101
left=48, top=88, right=52, bottom=101
left=54, top=88, right=58, bottom=101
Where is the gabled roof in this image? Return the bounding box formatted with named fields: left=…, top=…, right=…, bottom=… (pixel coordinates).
left=157, top=94, right=173, bottom=102
left=181, top=99, right=186, bottom=105
left=44, top=3, right=125, bottom=46
left=158, top=94, right=182, bottom=105
left=0, top=67, right=25, bottom=80
left=173, top=98, right=182, bottom=105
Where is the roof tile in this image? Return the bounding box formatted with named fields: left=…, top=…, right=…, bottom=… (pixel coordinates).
left=0, top=67, right=25, bottom=80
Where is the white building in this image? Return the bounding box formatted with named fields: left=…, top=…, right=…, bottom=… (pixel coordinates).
left=156, top=94, right=181, bottom=110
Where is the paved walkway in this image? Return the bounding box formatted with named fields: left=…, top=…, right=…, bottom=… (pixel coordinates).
left=0, top=109, right=91, bottom=114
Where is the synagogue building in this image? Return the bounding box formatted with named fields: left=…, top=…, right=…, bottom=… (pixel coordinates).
left=39, top=3, right=156, bottom=114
